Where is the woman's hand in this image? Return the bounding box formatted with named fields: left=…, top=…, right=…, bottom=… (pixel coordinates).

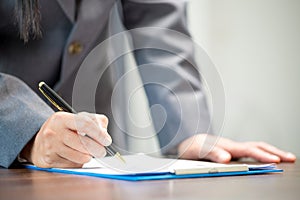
left=21, top=112, right=111, bottom=168
left=178, top=134, right=296, bottom=163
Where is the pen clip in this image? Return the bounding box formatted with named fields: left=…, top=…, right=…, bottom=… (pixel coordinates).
left=38, top=83, right=64, bottom=111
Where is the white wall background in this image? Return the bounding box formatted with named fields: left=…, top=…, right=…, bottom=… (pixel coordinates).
left=188, top=0, right=300, bottom=156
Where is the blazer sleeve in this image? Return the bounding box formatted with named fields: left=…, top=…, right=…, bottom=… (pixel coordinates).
left=0, top=73, right=54, bottom=168
left=122, top=0, right=211, bottom=155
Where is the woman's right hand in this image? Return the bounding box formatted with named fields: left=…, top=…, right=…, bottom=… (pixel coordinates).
left=20, top=112, right=112, bottom=168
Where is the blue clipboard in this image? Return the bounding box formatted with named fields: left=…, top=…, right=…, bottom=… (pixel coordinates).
left=24, top=164, right=283, bottom=181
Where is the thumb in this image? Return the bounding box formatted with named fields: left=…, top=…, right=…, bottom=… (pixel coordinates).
left=202, top=146, right=232, bottom=163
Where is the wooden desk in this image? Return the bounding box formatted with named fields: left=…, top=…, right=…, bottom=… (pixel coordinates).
left=0, top=162, right=299, bottom=200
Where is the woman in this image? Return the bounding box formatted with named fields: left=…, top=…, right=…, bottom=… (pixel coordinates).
left=0, top=0, right=295, bottom=168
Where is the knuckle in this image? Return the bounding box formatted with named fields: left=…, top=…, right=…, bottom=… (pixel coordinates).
left=42, top=128, right=55, bottom=138
left=43, top=141, right=53, bottom=152
left=79, top=111, right=89, bottom=115
left=78, top=112, right=89, bottom=118
left=257, top=141, right=267, bottom=147
left=239, top=143, right=251, bottom=156
left=43, top=155, right=54, bottom=167
left=245, top=148, right=255, bottom=157
left=243, top=141, right=254, bottom=148
left=240, top=142, right=248, bottom=150
left=75, top=119, right=89, bottom=132
left=100, top=114, right=109, bottom=124
left=80, top=116, right=92, bottom=127
left=50, top=112, right=65, bottom=123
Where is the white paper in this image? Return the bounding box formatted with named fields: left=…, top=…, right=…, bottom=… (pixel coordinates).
left=63, top=154, right=250, bottom=175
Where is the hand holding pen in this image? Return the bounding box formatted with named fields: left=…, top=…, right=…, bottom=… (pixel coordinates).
left=20, top=82, right=124, bottom=168
left=38, top=82, right=125, bottom=163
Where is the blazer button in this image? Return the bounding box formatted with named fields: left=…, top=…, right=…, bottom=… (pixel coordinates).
left=68, top=41, right=83, bottom=55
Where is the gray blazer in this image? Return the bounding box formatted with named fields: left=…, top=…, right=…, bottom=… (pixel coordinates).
left=0, top=0, right=210, bottom=168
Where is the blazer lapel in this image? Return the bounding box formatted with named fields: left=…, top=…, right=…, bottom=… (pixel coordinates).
left=56, top=0, right=76, bottom=23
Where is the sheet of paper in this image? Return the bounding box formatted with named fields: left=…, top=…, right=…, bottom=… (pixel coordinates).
left=65, top=154, right=249, bottom=175
left=247, top=163, right=277, bottom=170
left=75, top=154, right=175, bottom=175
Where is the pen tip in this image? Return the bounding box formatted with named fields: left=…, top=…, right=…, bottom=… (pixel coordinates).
left=115, top=152, right=126, bottom=164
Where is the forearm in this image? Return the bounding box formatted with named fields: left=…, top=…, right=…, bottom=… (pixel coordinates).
left=0, top=73, right=54, bottom=168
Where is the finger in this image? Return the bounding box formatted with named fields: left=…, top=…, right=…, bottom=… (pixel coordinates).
left=55, top=159, right=83, bottom=168
left=81, top=112, right=109, bottom=129
left=213, top=138, right=248, bottom=159
left=37, top=153, right=83, bottom=168
left=215, top=139, right=277, bottom=161
left=47, top=112, right=75, bottom=131
left=202, top=146, right=232, bottom=163
left=57, top=144, right=92, bottom=165
left=96, top=114, right=109, bottom=129
left=178, top=135, right=208, bottom=160
left=78, top=134, right=107, bottom=158
left=64, top=113, right=112, bottom=146
left=50, top=112, right=110, bottom=146
left=243, top=147, right=281, bottom=163
left=280, top=152, right=296, bottom=162
left=51, top=154, right=83, bottom=168
left=62, top=130, right=91, bottom=155
left=219, top=141, right=281, bottom=162
left=76, top=113, right=112, bottom=146
left=48, top=112, right=111, bottom=153
left=256, top=142, right=296, bottom=162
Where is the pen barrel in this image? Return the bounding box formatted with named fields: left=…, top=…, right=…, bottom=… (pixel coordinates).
left=39, top=82, right=76, bottom=113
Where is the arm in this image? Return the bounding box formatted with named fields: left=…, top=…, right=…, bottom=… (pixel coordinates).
left=0, top=73, right=112, bottom=168
left=0, top=73, right=54, bottom=168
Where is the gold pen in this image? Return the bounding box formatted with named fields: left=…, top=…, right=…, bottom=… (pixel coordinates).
left=38, top=81, right=125, bottom=163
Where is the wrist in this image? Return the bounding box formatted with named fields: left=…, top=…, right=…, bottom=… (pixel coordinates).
left=20, top=136, right=35, bottom=163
